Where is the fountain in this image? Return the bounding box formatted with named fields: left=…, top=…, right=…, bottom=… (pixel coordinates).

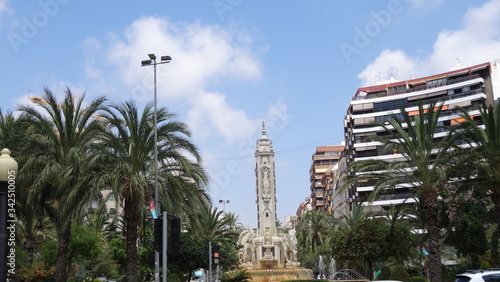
left=233, top=123, right=313, bottom=282
left=329, top=257, right=336, bottom=280
left=318, top=255, right=325, bottom=279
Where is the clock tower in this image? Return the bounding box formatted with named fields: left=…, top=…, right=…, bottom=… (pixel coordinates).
left=255, top=121, right=278, bottom=240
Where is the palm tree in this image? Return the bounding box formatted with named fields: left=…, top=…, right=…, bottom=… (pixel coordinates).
left=93, top=101, right=208, bottom=281
left=296, top=210, right=335, bottom=252
left=0, top=109, right=48, bottom=268
left=0, top=109, right=21, bottom=149
left=335, top=203, right=370, bottom=231
left=191, top=206, right=238, bottom=244
left=17, top=87, right=107, bottom=281
left=458, top=99, right=500, bottom=265
left=346, top=103, right=461, bottom=282
left=223, top=212, right=245, bottom=234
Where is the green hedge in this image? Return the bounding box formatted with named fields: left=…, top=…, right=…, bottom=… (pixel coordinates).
left=390, top=265, right=411, bottom=282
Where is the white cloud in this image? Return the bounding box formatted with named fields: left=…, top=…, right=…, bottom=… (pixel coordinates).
left=97, top=16, right=262, bottom=100
left=359, top=0, right=500, bottom=86
left=187, top=91, right=257, bottom=142
left=358, top=49, right=422, bottom=86
left=83, top=16, right=265, bottom=143
left=428, top=0, right=500, bottom=70
left=0, top=0, right=9, bottom=29
left=404, top=0, right=443, bottom=8
left=0, top=0, right=7, bottom=13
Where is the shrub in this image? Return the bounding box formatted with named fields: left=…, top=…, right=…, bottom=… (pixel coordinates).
left=220, top=269, right=252, bottom=282
left=390, top=265, right=411, bottom=282
left=168, top=272, right=181, bottom=282
left=410, top=276, right=426, bottom=282
left=480, top=261, right=491, bottom=270
left=377, top=266, right=391, bottom=280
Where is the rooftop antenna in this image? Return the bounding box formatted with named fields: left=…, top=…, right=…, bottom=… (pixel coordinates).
left=375, top=71, right=381, bottom=82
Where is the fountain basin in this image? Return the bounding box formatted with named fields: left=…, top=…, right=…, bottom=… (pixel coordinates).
left=244, top=267, right=313, bottom=282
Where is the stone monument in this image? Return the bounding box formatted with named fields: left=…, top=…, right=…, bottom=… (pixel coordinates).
left=236, top=122, right=312, bottom=281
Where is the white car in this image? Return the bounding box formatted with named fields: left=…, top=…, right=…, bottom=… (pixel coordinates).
left=455, top=269, right=500, bottom=281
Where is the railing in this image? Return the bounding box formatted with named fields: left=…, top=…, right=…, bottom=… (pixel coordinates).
left=376, top=192, right=413, bottom=201
left=367, top=88, right=483, bottom=112
left=352, top=74, right=482, bottom=101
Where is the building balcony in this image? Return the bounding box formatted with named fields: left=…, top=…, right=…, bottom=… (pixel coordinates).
left=315, top=200, right=325, bottom=207
left=351, top=74, right=482, bottom=102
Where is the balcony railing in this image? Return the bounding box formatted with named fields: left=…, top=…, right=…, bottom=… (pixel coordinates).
left=375, top=192, right=413, bottom=201
left=352, top=74, right=482, bottom=101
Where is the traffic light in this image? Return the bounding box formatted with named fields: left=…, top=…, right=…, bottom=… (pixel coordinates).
left=212, top=244, right=220, bottom=265
left=153, top=216, right=181, bottom=253
left=169, top=217, right=181, bottom=253
left=154, top=218, right=163, bottom=252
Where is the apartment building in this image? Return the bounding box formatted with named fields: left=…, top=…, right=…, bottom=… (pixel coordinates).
left=327, top=154, right=349, bottom=218
left=343, top=62, right=499, bottom=214
left=309, top=145, right=344, bottom=211
left=296, top=196, right=312, bottom=220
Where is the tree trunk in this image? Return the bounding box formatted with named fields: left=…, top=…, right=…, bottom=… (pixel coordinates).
left=422, top=190, right=442, bottom=282
left=24, top=239, right=36, bottom=267
left=54, top=224, right=71, bottom=282
left=125, top=195, right=139, bottom=282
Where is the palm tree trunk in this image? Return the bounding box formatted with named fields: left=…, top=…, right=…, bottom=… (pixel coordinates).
left=422, top=191, right=442, bottom=282
left=125, top=195, right=139, bottom=282
left=24, top=239, right=36, bottom=267
left=55, top=224, right=71, bottom=282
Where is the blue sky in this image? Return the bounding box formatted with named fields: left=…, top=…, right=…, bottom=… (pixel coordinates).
left=1, top=0, right=500, bottom=227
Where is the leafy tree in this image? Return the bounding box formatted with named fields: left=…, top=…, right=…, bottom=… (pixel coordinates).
left=331, top=218, right=388, bottom=279
left=169, top=232, right=208, bottom=281
left=68, top=224, right=100, bottom=264
left=346, top=103, right=462, bottom=281
left=137, top=229, right=155, bottom=281
left=40, top=239, right=59, bottom=267
left=445, top=190, right=489, bottom=267
left=109, top=237, right=127, bottom=277
left=17, top=88, right=107, bottom=281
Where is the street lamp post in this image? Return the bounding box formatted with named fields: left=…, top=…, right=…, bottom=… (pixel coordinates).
left=142, top=54, right=172, bottom=282
left=0, top=149, right=18, bottom=281
left=219, top=199, right=230, bottom=213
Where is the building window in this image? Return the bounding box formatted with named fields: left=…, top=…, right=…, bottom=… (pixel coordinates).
left=426, top=78, right=447, bottom=88
left=374, top=99, right=407, bottom=111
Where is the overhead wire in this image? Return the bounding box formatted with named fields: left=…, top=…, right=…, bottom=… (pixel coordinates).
left=204, top=135, right=344, bottom=162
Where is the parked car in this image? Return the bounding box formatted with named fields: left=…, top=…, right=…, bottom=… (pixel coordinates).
left=455, top=269, right=500, bottom=281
